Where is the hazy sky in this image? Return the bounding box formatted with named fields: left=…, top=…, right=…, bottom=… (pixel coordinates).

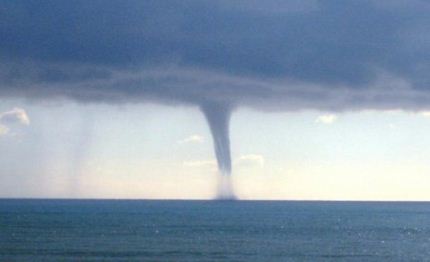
left=2, top=101, right=430, bottom=200
left=1, top=1, right=430, bottom=200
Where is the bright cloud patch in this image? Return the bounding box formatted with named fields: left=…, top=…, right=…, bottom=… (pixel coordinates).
left=0, top=125, right=9, bottom=136
left=315, top=114, right=337, bottom=124
left=0, top=107, right=30, bottom=137
left=183, top=160, right=216, bottom=168
left=0, top=108, right=30, bottom=126
left=235, top=154, right=265, bottom=167
left=178, top=135, right=204, bottom=144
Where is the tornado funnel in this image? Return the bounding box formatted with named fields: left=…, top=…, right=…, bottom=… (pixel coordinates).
left=200, top=102, right=235, bottom=199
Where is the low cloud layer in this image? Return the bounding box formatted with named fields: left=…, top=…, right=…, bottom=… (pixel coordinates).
left=1, top=1, right=430, bottom=112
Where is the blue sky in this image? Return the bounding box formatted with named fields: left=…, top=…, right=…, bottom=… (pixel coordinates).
left=1, top=1, right=430, bottom=199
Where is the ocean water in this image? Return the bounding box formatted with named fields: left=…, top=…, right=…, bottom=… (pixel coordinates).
left=1, top=200, right=430, bottom=261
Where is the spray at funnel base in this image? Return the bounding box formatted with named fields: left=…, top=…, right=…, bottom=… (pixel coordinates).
left=200, top=102, right=235, bottom=199
left=216, top=173, right=236, bottom=200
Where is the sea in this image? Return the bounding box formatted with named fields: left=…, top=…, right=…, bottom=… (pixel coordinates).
left=1, top=200, right=430, bottom=261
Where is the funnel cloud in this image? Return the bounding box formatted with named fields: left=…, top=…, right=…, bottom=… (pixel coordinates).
left=200, top=102, right=235, bottom=198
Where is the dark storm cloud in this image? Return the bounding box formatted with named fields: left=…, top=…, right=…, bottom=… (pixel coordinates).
left=1, top=0, right=430, bottom=111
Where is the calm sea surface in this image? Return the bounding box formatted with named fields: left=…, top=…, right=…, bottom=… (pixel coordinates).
left=1, top=200, right=430, bottom=261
